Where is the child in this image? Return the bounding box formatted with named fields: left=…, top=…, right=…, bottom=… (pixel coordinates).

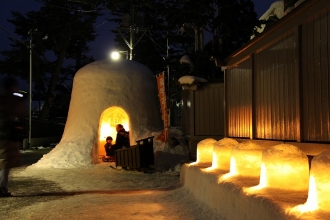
left=104, top=136, right=113, bottom=157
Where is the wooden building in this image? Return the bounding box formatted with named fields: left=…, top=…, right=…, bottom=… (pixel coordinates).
left=173, top=82, right=224, bottom=160
left=222, top=0, right=330, bottom=149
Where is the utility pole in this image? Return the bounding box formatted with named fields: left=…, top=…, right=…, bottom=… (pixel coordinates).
left=129, top=4, right=134, bottom=60
left=116, top=3, right=148, bottom=60
left=166, top=31, right=170, bottom=127
left=28, top=29, right=33, bottom=150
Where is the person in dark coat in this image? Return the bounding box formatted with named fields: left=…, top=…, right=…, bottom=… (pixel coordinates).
left=104, top=136, right=113, bottom=156
left=0, top=77, right=26, bottom=197
left=112, top=124, right=130, bottom=151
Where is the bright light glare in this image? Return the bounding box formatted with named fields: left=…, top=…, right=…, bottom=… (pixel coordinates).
left=244, top=164, right=267, bottom=193
left=258, top=163, right=267, bottom=188
left=211, top=152, right=217, bottom=168
left=220, top=157, right=237, bottom=180
left=289, top=175, right=318, bottom=214
left=298, top=175, right=318, bottom=212
left=98, top=106, right=130, bottom=156
left=111, top=51, right=120, bottom=60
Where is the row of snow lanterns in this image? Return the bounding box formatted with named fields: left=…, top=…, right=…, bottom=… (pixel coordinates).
left=193, top=138, right=330, bottom=212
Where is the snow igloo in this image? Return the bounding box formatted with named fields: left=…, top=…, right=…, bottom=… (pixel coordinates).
left=33, top=59, right=162, bottom=168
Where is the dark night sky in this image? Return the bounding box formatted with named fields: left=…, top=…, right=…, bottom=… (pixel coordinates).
left=0, top=0, right=277, bottom=61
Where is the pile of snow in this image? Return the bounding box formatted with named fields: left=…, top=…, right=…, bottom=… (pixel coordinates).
left=151, top=127, right=191, bottom=172
left=285, top=0, right=306, bottom=15
left=30, top=59, right=162, bottom=168
left=179, top=55, right=193, bottom=69
left=251, top=0, right=307, bottom=39
left=178, top=75, right=208, bottom=85
left=251, top=1, right=284, bottom=39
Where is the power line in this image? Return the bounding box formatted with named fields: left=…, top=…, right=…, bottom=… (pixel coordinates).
left=145, top=29, right=167, bottom=56
left=0, top=25, right=28, bottom=48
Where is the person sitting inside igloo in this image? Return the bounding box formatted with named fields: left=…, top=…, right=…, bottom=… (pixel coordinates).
left=112, top=124, right=130, bottom=150
left=104, top=136, right=113, bottom=156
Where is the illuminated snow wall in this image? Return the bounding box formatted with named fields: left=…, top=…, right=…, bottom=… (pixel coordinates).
left=32, top=59, right=162, bottom=168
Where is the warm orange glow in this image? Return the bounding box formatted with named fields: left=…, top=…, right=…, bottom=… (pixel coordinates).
left=244, top=164, right=267, bottom=193
left=204, top=167, right=217, bottom=172
left=220, top=157, right=237, bottom=180
left=212, top=139, right=237, bottom=171
left=229, top=157, right=237, bottom=175
left=292, top=176, right=318, bottom=213
left=211, top=152, right=218, bottom=168
left=258, top=163, right=267, bottom=188
left=229, top=141, right=265, bottom=178
left=261, top=144, right=309, bottom=191
left=195, top=138, right=216, bottom=164
left=188, top=162, right=198, bottom=166
left=98, top=106, right=129, bottom=155
left=303, top=175, right=318, bottom=211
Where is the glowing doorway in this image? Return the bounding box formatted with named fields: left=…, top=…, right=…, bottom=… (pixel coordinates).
left=98, top=106, right=129, bottom=156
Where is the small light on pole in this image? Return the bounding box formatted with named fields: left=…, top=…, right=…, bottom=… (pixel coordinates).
left=110, top=51, right=128, bottom=60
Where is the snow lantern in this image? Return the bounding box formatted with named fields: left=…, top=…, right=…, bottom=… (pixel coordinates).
left=212, top=138, right=238, bottom=170
left=32, top=59, right=162, bottom=168
left=296, top=151, right=330, bottom=212
left=194, top=138, right=217, bottom=166
left=258, top=144, right=309, bottom=190
left=229, top=141, right=266, bottom=177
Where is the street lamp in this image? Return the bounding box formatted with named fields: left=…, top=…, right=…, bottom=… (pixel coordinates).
left=110, top=51, right=128, bottom=60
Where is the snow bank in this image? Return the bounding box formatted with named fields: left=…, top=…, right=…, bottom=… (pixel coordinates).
left=181, top=138, right=330, bottom=219
left=153, top=127, right=191, bottom=172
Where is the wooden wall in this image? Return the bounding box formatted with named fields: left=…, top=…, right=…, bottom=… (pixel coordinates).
left=301, top=9, right=330, bottom=141
left=226, top=57, right=252, bottom=138
left=175, top=82, right=224, bottom=160
left=224, top=0, right=330, bottom=143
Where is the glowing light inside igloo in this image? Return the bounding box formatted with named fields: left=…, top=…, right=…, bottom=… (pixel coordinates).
left=192, top=138, right=217, bottom=166
left=98, top=106, right=129, bottom=155
left=211, top=138, right=238, bottom=170
left=223, top=141, right=265, bottom=179
left=291, top=151, right=330, bottom=213
left=257, top=144, right=309, bottom=191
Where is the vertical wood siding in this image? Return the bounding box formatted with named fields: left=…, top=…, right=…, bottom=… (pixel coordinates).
left=194, top=83, right=224, bottom=136
left=224, top=0, right=330, bottom=143
left=254, top=30, right=298, bottom=140
left=301, top=10, right=330, bottom=141
left=226, top=58, right=252, bottom=138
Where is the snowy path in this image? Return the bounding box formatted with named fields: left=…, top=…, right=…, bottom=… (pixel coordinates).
left=1, top=163, right=218, bottom=219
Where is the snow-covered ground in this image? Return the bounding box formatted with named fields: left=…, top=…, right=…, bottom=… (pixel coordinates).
left=7, top=137, right=330, bottom=219
left=9, top=162, right=218, bottom=220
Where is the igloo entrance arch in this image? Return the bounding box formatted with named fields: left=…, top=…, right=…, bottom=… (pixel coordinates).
left=98, top=106, right=129, bottom=155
